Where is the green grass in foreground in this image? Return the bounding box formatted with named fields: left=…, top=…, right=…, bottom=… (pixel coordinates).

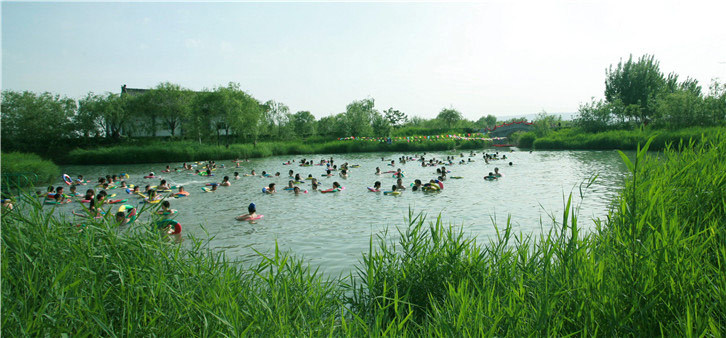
left=1, top=152, right=60, bottom=186
left=2, top=134, right=725, bottom=335
left=63, top=139, right=491, bottom=165
left=532, top=126, right=723, bottom=150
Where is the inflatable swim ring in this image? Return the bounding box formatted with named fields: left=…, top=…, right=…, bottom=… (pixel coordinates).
left=383, top=191, right=401, bottom=196
left=175, top=191, right=190, bottom=197
left=367, top=187, right=380, bottom=192
left=156, top=219, right=182, bottom=234
left=157, top=209, right=178, bottom=215
left=236, top=214, right=264, bottom=221
left=450, top=176, right=464, bottom=179
left=45, top=199, right=71, bottom=205
left=321, top=187, right=344, bottom=194
left=118, top=204, right=135, bottom=212
left=62, top=174, right=72, bottom=185
left=108, top=199, right=128, bottom=204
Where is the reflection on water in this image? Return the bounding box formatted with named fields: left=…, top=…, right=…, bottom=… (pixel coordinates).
left=57, top=149, right=630, bottom=276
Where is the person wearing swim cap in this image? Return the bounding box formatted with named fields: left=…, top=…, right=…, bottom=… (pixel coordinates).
left=236, top=203, right=259, bottom=221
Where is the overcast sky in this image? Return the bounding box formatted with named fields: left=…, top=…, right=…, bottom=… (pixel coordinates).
left=2, top=1, right=725, bottom=120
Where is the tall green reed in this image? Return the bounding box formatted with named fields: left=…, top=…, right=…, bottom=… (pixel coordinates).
left=4, top=132, right=724, bottom=335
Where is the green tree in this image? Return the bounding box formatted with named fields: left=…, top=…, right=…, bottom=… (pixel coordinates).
left=371, top=111, right=392, bottom=137
left=148, top=82, right=191, bottom=137
left=531, top=111, right=562, bottom=137
left=436, top=108, right=463, bottom=129
left=316, top=114, right=346, bottom=138
left=475, top=114, right=497, bottom=129
left=604, top=54, right=666, bottom=125
left=261, top=100, right=290, bottom=139
left=383, top=107, right=407, bottom=127
left=656, top=91, right=704, bottom=129
left=576, top=98, right=615, bottom=132
left=215, top=83, right=263, bottom=146
left=704, top=80, right=726, bottom=125
left=292, top=111, right=316, bottom=138
left=77, top=92, right=128, bottom=139
left=124, top=91, right=157, bottom=137
left=186, top=90, right=215, bottom=143
left=1, top=90, right=77, bottom=154
left=344, top=98, right=376, bottom=136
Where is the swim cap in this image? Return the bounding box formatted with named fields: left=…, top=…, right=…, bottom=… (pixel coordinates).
left=248, top=203, right=256, bottom=212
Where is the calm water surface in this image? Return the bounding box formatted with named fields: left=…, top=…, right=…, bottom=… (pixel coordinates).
left=57, top=149, right=630, bottom=276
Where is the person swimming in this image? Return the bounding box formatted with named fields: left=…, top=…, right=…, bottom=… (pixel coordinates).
left=494, top=167, right=502, bottom=177
left=176, top=186, right=189, bottom=196
left=236, top=203, right=261, bottom=221
left=396, top=178, right=406, bottom=190
left=375, top=167, right=381, bottom=175
left=369, top=181, right=382, bottom=192
left=234, top=172, right=240, bottom=180
left=220, top=176, right=231, bottom=186
left=484, top=172, right=498, bottom=180
left=263, top=183, right=276, bottom=194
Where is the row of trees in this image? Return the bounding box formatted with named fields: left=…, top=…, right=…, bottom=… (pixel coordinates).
left=576, top=54, right=726, bottom=132
left=1, top=83, right=505, bottom=155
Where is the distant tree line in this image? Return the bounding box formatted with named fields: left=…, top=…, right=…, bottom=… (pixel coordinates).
left=1, top=82, right=503, bottom=156
left=576, top=54, right=726, bottom=132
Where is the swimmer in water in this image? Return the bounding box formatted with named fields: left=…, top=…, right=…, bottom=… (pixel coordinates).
left=158, top=200, right=176, bottom=215
left=115, top=208, right=137, bottom=226
left=396, top=178, right=407, bottom=190
left=340, top=169, right=348, bottom=179
left=484, top=172, right=498, bottom=180
left=234, top=172, right=240, bottom=180
left=236, top=203, right=259, bottom=221
left=370, top=181, right=382, bottom=192
left=158, top=179, right=170, bottom=190
left=220, top=176, right=231, bottom=186
left=263, top=183, right=276, bottom=194
left=375, top=167, right=381, bottom=175
left=494, top=167, right=502, bottom=177
left=176, top=186, right=189, bottom=197
left=293, top=186, right=302, bottom=195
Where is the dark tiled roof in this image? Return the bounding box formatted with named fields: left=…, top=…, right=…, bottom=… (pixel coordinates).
left=121, top=85, right=149, bottom=96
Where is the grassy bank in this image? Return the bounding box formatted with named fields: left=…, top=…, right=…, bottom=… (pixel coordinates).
left=1, top=152, right=60, bottom=187
left=3, top=133, right=724, bottom=335
left=531, top=126, right=723, bottom=150
left=62, top=139, right=491, bottom=165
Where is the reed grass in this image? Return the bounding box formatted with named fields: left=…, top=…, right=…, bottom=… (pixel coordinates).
left=532, top=126, right=722, bottom=151
left=3, top=132, right=724, bottom=335
left=1, top=152, right=60, bottom=185
left=62, top=139, right=491, bottom=165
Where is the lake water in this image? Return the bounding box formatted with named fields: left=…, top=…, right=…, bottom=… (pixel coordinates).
left=56, top=149, right=630, bottom=276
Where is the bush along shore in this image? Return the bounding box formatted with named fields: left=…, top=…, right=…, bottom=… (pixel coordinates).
left=527, top=126, right=723, bottom=150
left=61, top=139, right=491, bottom=165
left=3, top=133, right=725, bottom=335
left=1, top=152, right=60, bottom=187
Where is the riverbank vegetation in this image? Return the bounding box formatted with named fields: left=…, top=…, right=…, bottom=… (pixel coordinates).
left=3, top=133, right=724, bottom=335
left=64, top=138, right=490, bottom=165
left=1, top=152, right=60, bottom=187
left=5, top=54, right=722, bottom=159
left=531, top=126, right=723, bottom=151
left=2, top=84, right=504, bottom=160
left=517, top=54, right=726, bottom=149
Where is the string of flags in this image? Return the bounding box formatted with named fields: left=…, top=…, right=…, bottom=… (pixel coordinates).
left=337, top=133, right=508, bottom=143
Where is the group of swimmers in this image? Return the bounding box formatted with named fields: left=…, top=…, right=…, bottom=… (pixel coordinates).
left=29, top=151, right=514, bottom=232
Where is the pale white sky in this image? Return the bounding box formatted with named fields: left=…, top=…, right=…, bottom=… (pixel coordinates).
left=2, top=1, right=725, bottom=120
